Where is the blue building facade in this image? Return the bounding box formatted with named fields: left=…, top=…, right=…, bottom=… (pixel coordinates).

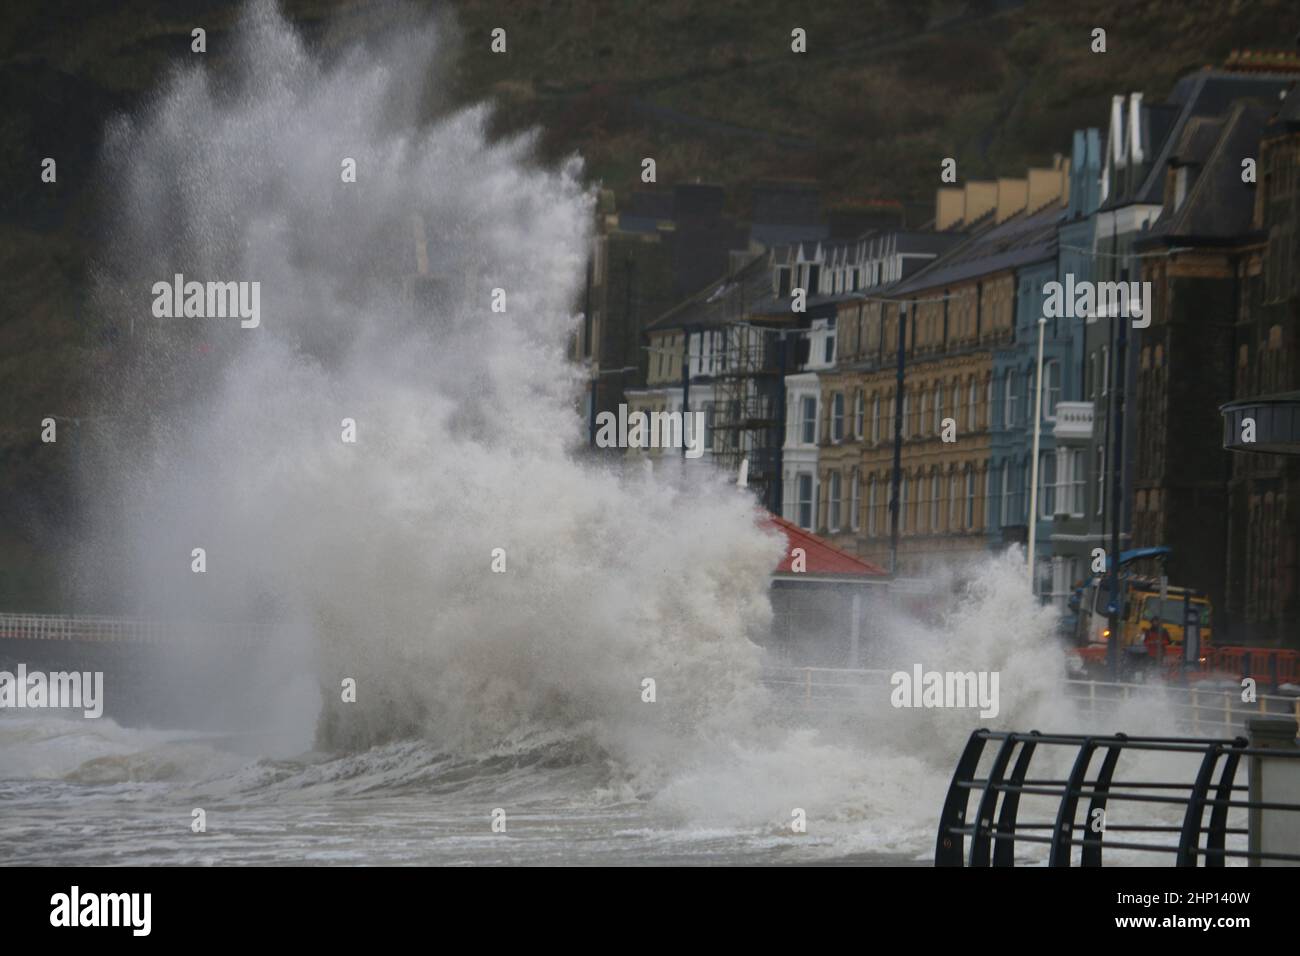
left=1050, top=128, right=1104, bottom=606
left=983, top=207, right=1068, bottom=602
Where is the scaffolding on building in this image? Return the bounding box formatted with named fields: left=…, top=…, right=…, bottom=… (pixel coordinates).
left=710, top=320, right=790, bottom=511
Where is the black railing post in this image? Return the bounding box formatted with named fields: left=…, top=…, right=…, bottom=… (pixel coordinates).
left=1049, top=738, right=1099, bottom=866
left=1081, top=734, right=1126, bottom=867
left=993, top=731, right=1041, bottom=866
left=968, top=735, right=1019, bottom=866
left=1176, top=744, right=1226, bottom=867
left=1205, top=739, right=1248, bottom=867
left=931, top=728, right=1300, bottom=867
left=935, top=730, right=987, bottom=866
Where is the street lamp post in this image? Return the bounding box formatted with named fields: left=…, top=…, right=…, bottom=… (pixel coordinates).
left=1027, top=317, right=1047, bottom=596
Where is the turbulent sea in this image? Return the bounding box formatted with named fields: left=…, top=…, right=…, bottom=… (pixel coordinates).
left=0, top=1, right=1224, bottom=867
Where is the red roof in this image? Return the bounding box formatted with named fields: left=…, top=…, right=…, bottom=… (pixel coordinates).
left=763, top=513, right=887, bottom=577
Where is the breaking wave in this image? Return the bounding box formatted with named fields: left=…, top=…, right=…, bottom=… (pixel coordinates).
left=0, top=2, right=1180, bottom=863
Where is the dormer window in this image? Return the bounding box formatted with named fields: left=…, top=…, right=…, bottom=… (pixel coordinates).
left=777, top=266, right=791, bottom=298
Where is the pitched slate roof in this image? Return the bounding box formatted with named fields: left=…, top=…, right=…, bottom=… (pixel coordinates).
left=1106, top=71, right=1294, bottom=210
left=889, top=203, right=1062, bottom=295
left=1139, top=103, right=1272, bottom=246
left=644, top=252, right=783, bottom=332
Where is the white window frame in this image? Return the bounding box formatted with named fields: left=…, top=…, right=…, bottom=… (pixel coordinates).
left=949, top=473, right=961, bottom=530
left=917, top=472, right=929, bottom=533
left=828, top=470, right=842, bottom=532
left=797, top=473, right=814, bottom=530
left=1039, top=451, right=1056, bottom=519
left=931, top=472, right=941, bottom=531
left=800, top=395, right=817, bottom=445
left=1004, top=370, right=1018, bottom=428
left=849, top=468, right=860, bottom=531
left=965, top=468, right=976, bottom=529
left=867, top=476, right=878, bottom=537
left=1070, top=448, right=1085, bottom=517
left=1001, top=464, right=1013, bottom=527
left=1043, top=359, right=1060, bottom=422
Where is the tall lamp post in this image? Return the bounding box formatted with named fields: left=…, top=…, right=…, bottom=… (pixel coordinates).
left=1027, top=317, right=1047, bottom=596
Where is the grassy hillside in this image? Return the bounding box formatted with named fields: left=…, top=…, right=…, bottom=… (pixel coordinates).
left=0, top=0, right=1296, bottom=608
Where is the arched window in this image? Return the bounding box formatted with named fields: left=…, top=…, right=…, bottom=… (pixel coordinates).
left=917, top=471, right=929, bottom=532
left=1043, top=360, right=1060, bottom=421
left=965, top=466, right=976, bottom=528
left=987, top=462, right=999, bottom=527
left=949, top=471, right=961, bottom=530
left=850, top=468, right=860, bottom=531
left=931, top=470, right=942, bottom=531
left=797, top=473, right=815, bottom=530
left=1001, top=464, right=1013, bottom=527
left=867, top=475, right=878, bottom=537
left=871, top=394, right=881, bottom=444
left=1004, top=369, right=1018, bottom=427
left=899, top=475, right=909, bottom=534
left=828, top=470, right=842, bottom=531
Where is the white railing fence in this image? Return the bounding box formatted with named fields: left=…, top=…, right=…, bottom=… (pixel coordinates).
left=760, top=665, right=1300, bottom=736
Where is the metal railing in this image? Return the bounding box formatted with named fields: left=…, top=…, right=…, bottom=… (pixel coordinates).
left=935, top=727, right=1300, bottom=867
left=759, top=665, right=1300, bottom=735
left=0, top=613, right=267, bottom=646
left=0, top=613, right=169, bottom=644
left=1068, top=678, right=1300, bottom=734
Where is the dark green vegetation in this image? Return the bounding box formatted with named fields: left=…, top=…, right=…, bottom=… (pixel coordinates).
left=0, top=0, right=1294, bottom=608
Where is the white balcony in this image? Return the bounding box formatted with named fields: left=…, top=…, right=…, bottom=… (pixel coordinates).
left=1053, top=401, right=1094, bottom=441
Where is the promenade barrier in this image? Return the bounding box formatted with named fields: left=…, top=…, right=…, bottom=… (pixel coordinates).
left=935, top=718, right=1300, bottom=866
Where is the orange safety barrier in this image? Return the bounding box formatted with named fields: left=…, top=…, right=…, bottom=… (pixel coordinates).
left=1207, top=646, right=1300, bottom=687
left=1071, top=644, right=1300, bottom=688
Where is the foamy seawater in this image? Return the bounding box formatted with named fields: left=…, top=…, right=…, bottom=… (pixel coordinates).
left=3, top=0, right=1242, bottom=868
left=0, top=717, right=937, bottom=865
